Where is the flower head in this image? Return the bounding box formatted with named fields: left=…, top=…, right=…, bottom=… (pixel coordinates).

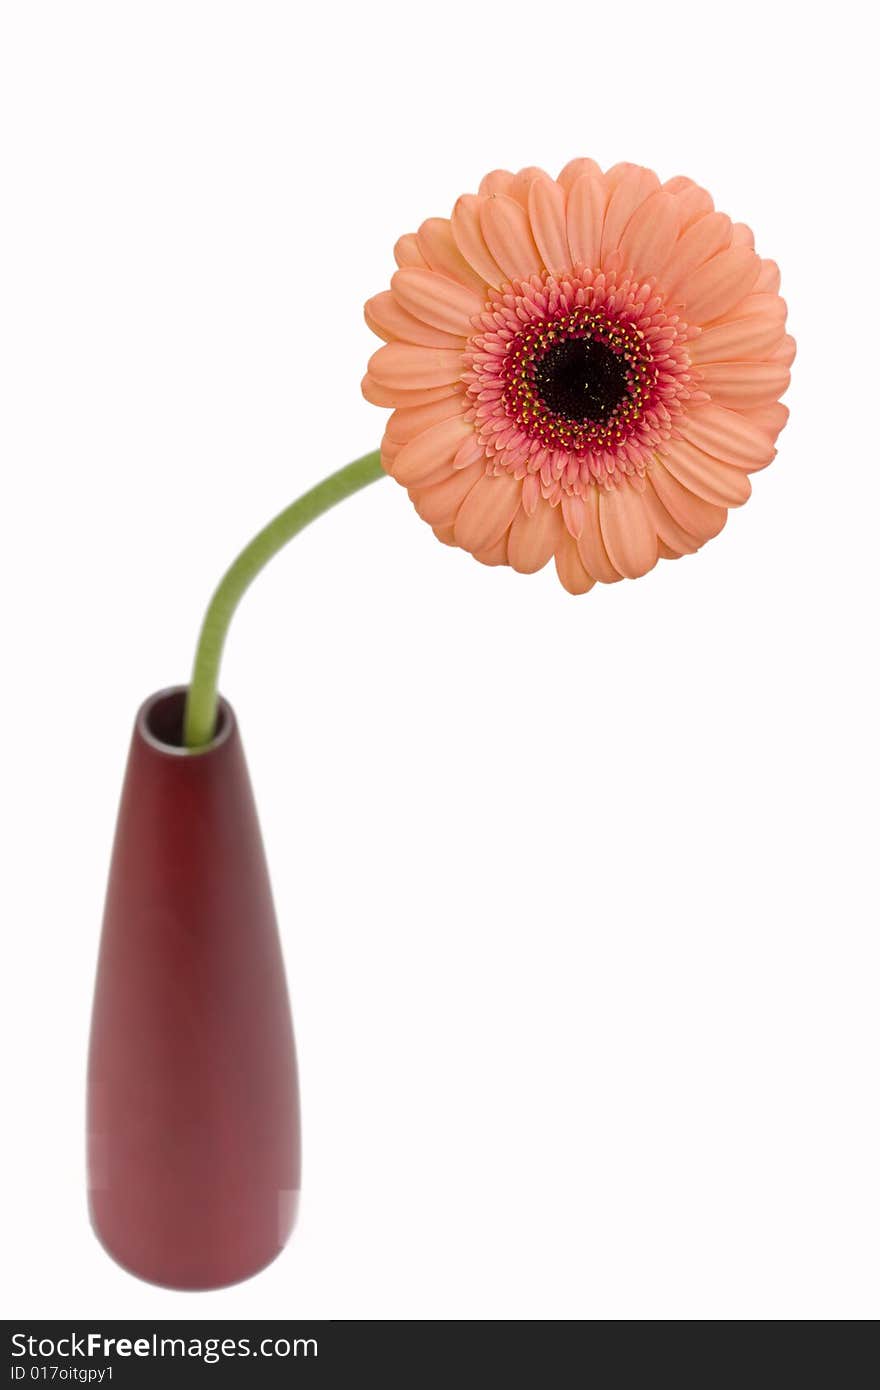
left=363, top=161, right=793, bottom=592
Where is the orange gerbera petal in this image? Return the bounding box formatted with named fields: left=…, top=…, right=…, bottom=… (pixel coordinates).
left=677, top=403, right=777, bottom=470
left=391, top=416, right=474, bottom=487
left=681, top=247, right=761, bottom=324
left=755, top=260, right=781, bottom=293
left=479, top=166, right=553, bottom=208
left=641, top=477, right=701, bottom=557
left=566, top=173, right=607, bottom=269
left=410, top=461, right=484, bottom=528
left=528, top=177, right=569, bottom=274
left=696, top=360, right=791, bottom=409
left=690, top=301, right=786, bottom=363
left=450, top=194, right=504, bottom=289
left=367, top=343, right=463, bottom=391
left=393, top=234, right=428, bottom=269
left=391, top=267, right=482, bottom=337
left=415, top=217, right=487, bottom=296
left=365, top=291, right=464, bottom=350
left=363, top=159, right=792, bottom=593
left=663, top=440, right=752, bottom=507
left=771, top=335, right=797, bottom=367
left=479, top=194, right=543, bottom=282
left=661, top=212, right=733, bottom=295
left=618, top=191, right=680, bottom=280
left=650, top=461, right=728, bottom=543
left=577, top=486, right=622, bottom=584
left=385, top=395, right=466, bottom=444
left=555, top=533, right=596, bottom=594
left=557, top=157, right=602, bottom=193
left=600, top=166, right=661, bottom=263
left=598, top=483, right=659, bottom=579
left=508, top=500, right=564, bottom=574
left=473, top=529, right=512, bottom=568
left=453, top=472, right=522, bottom=552
left=361, top=375, right=461, bottom=409
left=742, top=402, right=789, bottom=441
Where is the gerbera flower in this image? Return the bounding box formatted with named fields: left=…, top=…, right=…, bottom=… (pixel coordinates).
left=363, top=160, right=794, bottom=593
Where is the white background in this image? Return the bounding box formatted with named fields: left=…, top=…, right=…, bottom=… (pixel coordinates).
left=1, top=0, right=876, bottom=1321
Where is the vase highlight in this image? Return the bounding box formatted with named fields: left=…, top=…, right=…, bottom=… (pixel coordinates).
left=87, top=687, right=300, bottom=1289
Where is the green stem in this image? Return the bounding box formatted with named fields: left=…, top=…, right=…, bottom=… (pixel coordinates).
left=183, top=449, right=385, bottom=748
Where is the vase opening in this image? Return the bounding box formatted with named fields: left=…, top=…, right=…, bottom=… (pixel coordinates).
left=139, top=686, right=231, bottom=755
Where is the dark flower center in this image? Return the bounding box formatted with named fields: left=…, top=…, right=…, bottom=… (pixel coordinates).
left=533, top=337, right=631, bottom=423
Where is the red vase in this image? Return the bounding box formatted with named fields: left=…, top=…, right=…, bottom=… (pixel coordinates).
left=87, top=687, right=300, bottom=1289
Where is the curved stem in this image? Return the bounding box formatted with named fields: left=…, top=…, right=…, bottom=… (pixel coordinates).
left=183, top=449, right=384, bottom=748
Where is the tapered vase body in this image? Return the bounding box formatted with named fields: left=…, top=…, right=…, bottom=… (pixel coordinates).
left=87, top=687, right=300, bottom=1289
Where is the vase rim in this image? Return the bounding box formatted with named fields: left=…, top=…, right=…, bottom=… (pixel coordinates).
left=137, top=685, right=234, bottom=758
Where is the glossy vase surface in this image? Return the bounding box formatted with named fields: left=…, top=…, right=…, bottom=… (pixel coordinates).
left=87, top=686, right=300, bottom=1289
